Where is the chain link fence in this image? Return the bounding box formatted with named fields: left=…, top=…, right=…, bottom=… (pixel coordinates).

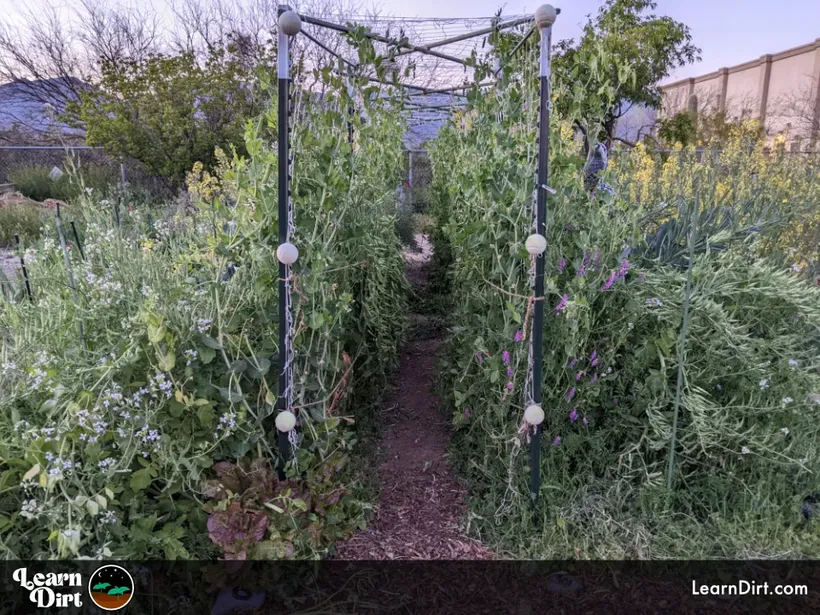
left=0, top=146, right=171, bottom=198
left=404, top=149, right=432, bottom=213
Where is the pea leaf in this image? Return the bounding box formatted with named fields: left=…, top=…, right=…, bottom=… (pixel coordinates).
left=309, top=312, right=325, bottom=330
left=247, top=357, right=271, bottom=378
left=199, top=345, right=216, bottom=364
left=130, top=468, right=153, bottom=491
left=199, top=334, right=223, bottom=350
left=147, top=324, right=166, bottom=343
left=213, top=385, right=243, bottom=403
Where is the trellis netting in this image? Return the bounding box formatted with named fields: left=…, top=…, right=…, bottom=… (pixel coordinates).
left=429, top=21, right=820, bottom=558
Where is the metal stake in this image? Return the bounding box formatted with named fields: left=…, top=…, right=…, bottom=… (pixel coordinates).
left=276, top=5, right=295, bottom=479
left=14, top=234, right=32, bottom=301
left=530, top=5, right=556, bottom=508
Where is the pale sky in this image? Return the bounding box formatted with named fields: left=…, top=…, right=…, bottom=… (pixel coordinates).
left=1, top=0, right=818, bottom=84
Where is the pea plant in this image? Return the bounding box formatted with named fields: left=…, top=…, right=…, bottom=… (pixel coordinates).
left=430, top=39, right=820, bottom=558
left=0, top=43, right=409, bottom=560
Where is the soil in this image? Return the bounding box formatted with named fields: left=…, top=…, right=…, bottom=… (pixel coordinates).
left=90, top=592, right=132, bottom=609
left=334, top=234, right=493, bottom=560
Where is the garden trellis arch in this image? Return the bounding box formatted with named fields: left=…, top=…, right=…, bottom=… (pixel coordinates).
left=271, top=4, right=560, bottom=505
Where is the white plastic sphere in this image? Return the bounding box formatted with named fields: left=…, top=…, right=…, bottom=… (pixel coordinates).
left=275, top=410, right=297, bottom=432
left=534, top=5, right=557, bottom=29
left=279, top=11, right=302, bottom=36
left=276, top=242, right=299, bottom=265
left=524, top=404, right=545, bottom=426
left=525, top=234, right=547, bottom=256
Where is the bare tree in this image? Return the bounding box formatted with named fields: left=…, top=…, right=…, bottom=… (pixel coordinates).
left=770, top=80, right=820, bottom=148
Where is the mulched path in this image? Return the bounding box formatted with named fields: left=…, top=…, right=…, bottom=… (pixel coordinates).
left=334, top=235, right=493, bottom=560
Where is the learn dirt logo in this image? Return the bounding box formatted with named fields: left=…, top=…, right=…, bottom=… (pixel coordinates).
left=88, top=565, right=134, bottom=611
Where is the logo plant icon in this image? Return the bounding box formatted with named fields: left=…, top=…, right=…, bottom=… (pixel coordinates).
left=88, top=565, right=134, bottom=611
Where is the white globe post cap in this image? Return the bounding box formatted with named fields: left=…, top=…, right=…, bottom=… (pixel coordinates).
left=535, top=5, right=557, bottom=29
left=524, top=404, right=545, bottom=426
left=525, top=233, right=547, bottom=255
left=279, top=10, right=302, bottom=36
left=275, top=410, right=297, bottom=432
left=276, top=242, right=299, bottom=265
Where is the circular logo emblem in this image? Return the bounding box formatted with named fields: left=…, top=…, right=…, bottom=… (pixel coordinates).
left=88, top=565, right=134, bottom=611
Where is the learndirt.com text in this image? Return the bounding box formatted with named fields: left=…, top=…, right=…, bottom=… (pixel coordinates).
left=692, top=580, right=808, bottom=597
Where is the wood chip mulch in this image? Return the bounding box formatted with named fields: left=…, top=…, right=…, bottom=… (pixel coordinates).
left=334, top=237, right=494, bottom=561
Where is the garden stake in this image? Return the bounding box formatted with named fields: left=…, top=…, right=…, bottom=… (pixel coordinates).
left=529, top=5, right=556, bottom=510
left=70, top=221, right=85, bottom=260
left=56, top=214, right=86, bottom=348
left=275, top=5, right=300, bottom=479
left=14, top=234, right=32, bottom=301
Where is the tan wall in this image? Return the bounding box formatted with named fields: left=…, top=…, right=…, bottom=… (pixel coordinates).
left=725, top=65, right=761, bottom=117
left=660, top=38, right=820, bottom=147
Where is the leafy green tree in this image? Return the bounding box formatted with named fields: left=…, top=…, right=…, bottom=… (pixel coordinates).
left=656, top=111, right=697, bottom=146
left=553, top=0, right=700, bottom=148
left=66, top=46, right=268, bottom=182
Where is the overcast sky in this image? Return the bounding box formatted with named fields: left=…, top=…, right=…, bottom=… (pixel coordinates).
left=1, top=0, right=818, bottom=84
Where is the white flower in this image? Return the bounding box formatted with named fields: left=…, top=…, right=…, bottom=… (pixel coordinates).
left=741, top=446, right=750, bottom=455
left=788, top=359, right=799, bottom=369
left=780, top=427, right=790, bottom=436
left=195, top=318, right=212, bottom=333
left=782, top=397, right=793, bottom=405
left=627, top=322, right=634, bottom=328
left=759, top=379, right=769, bottom=390
left=792, top=264, right=802, bottom=272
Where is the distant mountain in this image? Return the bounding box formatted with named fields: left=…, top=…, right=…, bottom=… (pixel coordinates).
left=613, top=102, right=657, bottom=144
left=0, top=77, right=87, bottom=138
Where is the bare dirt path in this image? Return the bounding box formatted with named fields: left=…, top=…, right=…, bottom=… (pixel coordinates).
left=334, top=235, right=493, bottom=560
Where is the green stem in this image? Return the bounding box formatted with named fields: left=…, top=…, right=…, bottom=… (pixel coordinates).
left=666, top=200, right=697, bottom=491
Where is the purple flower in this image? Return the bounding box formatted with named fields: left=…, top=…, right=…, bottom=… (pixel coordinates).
left=576, top=371, right=584, bottom=381
left=464, top=408, right=471, bottom=417
left=576, top=263, right=586, bottom=278
left=568, top=357, right=577, bottom=368
left=592, top=248, right=600, bottom=266
left=507, top=366, right=514, bottom=378
left=567, top=387, right=576, bottom=401
left=616, top=260, right=630, bottom=279
left=506, top=381, right=514, bottom=391
left=590, top=373, right=598, bottom=384
left=502, top=350, right=511, bottom=365
left=552, top=436, right=562, bottom=447
left=601, top=272, right=617, bottom=292
left=569, top=408, right=578, bottom=423
left=590, top=350, right=598, bottom=362
left=591, top=358, right=598, bottom=367
left=558, top=257, right=567, bottom=273
left=475, top=352, right=484, bottom=363
left=638, top=273, right=647, bottom=283
left=582, top=417, right=589, bottom=426
left=514, top=330, right=523, bottom=343
left=583, top=251, right=590, bottom=267
left=554, top=294, right=569, bottom=314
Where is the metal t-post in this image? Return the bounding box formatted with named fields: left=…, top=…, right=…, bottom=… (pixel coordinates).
left=530, top=5, right=556, bottom=508
left=276, top=5, right=294, bottom=479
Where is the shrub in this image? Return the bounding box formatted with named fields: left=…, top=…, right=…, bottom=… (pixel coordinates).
left=8, top=164, right=120, bottom=203
left=0, top=203, right=44, bottom=247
